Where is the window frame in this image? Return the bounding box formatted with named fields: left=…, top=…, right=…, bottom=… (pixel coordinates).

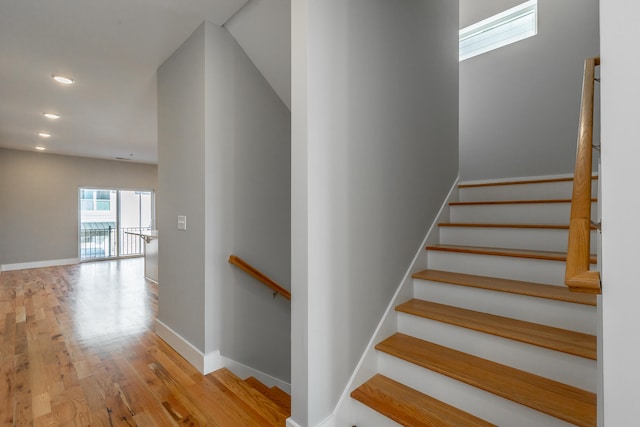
left=459, top=0, right=538, bottom=62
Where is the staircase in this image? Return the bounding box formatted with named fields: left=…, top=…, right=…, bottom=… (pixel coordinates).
left=350, top=176, right=599, bottom=426
left=207, top=368, right=291, bottom=426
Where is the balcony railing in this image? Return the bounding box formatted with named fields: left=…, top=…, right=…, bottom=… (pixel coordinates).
left=120, top=227, right=151, bottom=256
left=80, top=226, right=151, bottom=260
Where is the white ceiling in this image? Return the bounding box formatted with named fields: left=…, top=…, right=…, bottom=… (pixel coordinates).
left=0, top=0, right=248, bottom=164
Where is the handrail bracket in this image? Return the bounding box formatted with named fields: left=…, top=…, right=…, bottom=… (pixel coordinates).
left=228, top=255, right=292, bottom=301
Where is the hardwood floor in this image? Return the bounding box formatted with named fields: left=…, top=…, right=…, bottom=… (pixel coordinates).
left=0, top=259, right=290, bottom=426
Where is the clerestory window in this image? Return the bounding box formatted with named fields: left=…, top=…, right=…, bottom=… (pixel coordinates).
left=459, top=0, right=538, bottom=61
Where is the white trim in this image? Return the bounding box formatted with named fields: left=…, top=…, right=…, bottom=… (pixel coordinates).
left=285, top=414, right=345, bottom=427
left=155, top=319, right=221, bottom=374
left=459, top=0, right=537, bottom=61
left=461, top=0, right=536, bottom=36
left=155, top=319, right=291, bottom=393
left=203, top=350, right=225, bottom=374
left=1, top=258, right=78, bottom=272
left=459, top=172, right=579, bottom=186
left=222, top=357, right=291, bottom=394
left=329, top=176, right=460, bottom=425
left=316, top=412, right=338, bottom=427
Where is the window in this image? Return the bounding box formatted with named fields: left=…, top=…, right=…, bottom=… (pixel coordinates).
left=79, top=188, right=155, bottom=260
left=460, top=0, right=537, bottom=61
left=80, top=189, right=112, bottom=211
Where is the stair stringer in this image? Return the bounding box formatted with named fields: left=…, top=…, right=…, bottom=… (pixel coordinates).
left=320, top=177, right=460, bottom=427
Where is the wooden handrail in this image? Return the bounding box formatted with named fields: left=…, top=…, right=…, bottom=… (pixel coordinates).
left=228, top=255, right=291, bottom=300
left=565, top=57, right=601, bottom=294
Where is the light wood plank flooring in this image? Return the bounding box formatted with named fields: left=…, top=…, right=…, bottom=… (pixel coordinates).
left=0, top=259, right=289, bottom=426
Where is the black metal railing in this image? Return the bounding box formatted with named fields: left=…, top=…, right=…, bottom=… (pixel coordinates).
left=80, top=226, right=151, bottom=260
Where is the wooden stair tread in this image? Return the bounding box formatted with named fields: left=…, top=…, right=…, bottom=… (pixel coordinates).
left=396, top=299, right=596, bottom=359
left=412, top=269, right=597, bottom=306
left=245, top=376, right=271, bottom=395
left=450, top=198, right=597, bottom=206
left=267, top=386, right=291, bottom=413
left=244, top=376, right=291, bottom=413
left=438, top=222, right=597, bottom=230
left=376, top=334, right=596, bottom=427
left=351, top=374, right=496, bottom=427
left=458, top=175, right=598, bottom=188
left=426, top=244, right=597, bottom=264
left=209, top=368, right=289, bottom=426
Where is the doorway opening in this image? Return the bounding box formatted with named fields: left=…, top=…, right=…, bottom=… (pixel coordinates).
left=79, top=188, right=154, bottom=261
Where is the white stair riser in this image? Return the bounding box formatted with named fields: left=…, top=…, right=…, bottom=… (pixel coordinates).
left=397, top=313, right=597, bottom=392
left=458, top=180, right=598, bottom=202
left=351, top=399, right=402, bottom=427
left=378, top=352, right=577, bottom=427
left=412, top=279, right=597, bottom=334
left=449, top=202, right=596, bottom=224
left=439, top=227, right=597, bottom=252
left=427, top=251, right=569, bottom=285
left=352, top=174, right=601, bottom=426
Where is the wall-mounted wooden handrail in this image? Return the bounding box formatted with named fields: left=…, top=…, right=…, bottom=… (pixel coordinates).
left=228, top=255, right=291, bottom=300
left=565, top=56, right=601, bottom=294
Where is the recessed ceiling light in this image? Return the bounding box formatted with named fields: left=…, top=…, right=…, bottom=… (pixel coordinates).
left=35, top=146, right=46, bottom=151
left=43, top=112, right=61, bottom=119
left=38, top=132, right=51, bottom=138
left=52, top=74, right=75, bottom=85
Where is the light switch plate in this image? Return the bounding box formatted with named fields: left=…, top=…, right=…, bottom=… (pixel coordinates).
left=177, top=215, right=187, bottom=230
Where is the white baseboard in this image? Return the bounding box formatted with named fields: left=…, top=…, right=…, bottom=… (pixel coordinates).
left=222, top=357, right=291, bottom=394
left=1, top=258, right=78, bottom=272
left=155, top=319, right=222, bottom=374
left=155, top=319, right=291, bottom=393
left=286, top=412, right=335, bottom=427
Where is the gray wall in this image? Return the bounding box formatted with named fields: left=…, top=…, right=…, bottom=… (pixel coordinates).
left=225, top=0, right=291, bottom=109
left=291, top=0, right=459, bottom=424
left=157, top=23, right=208, bottom=350
left=157, top=20, right=291, bottom=381
left=460, top=0, right=523, bottom=28
left=459, top=0, right=600, bottom=180
left=0, top=148, right=157, bottom=267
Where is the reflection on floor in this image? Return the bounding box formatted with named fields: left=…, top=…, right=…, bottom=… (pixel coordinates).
left=0, top=259, right=290, bottom=426
left=73, top=259, right=154, bottom=343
